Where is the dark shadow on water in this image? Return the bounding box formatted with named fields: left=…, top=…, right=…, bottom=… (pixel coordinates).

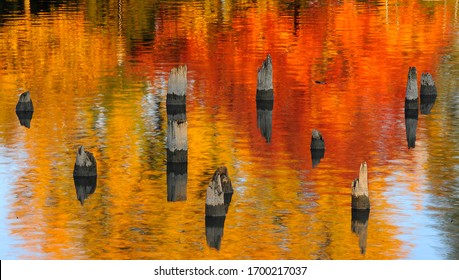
left=16, top=111, right=33, bottom=128
left=404, top=98, right=418, bottom=149
left=256, top=99, right=273, bottom=143
left=351, top=209, right=370, bottom=255
left=73, top=176, right=97, bottom=206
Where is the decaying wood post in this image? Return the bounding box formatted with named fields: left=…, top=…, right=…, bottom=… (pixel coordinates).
left=15, top=91, right=34, bottom=128
left=16, top=91, right=34, bottom=112
left=420, top=72, right=437, bottom=115
left=205, top=166, right=233, bottom=215
left=73, top=146, right=97, bottom=205
left=166, top=65, right=188, bottom=201
left=166, top=65, right=187, bottom=106
left=206, top=168, right=229, bottom=217
left=351, top=209, right=369, bottom=255
left=205, top=167, right=233, bottom=250
left=310, top=129, right=325, bottom=168
left=256, top=54, right=274, bottom=101
left=73, top=146, right=97, bottom=177
left=404, top=67, right=418, bottom=149
left=256, top=55, right=274, bottom=142
left=74, top=176, right=97, bottom=206
left=351, top=161, right=370, bottom=210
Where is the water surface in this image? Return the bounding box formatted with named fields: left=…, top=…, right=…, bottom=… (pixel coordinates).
left=0, top=0, right=459, bottom=260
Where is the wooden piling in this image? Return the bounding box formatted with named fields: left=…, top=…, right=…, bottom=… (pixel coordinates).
left=206, top=169, right=226, bottom=217
left=256, top=54, right=274, bottom=101
left=166, top=65, right=187, bottom=106
left=310, top=129, right=325, bottom=167
left=351, top=161, right=370, bottom=210
left=256, top=99, right=273, bottom=143
left=73, top=146, right=97, bottom=177
left=166, top=119, right=188, bottom=163
left=404, top=67, right=418, bottom=149
left=15, top=91, right=34, bottom=112
left=420, top=72, right=437, bottom=115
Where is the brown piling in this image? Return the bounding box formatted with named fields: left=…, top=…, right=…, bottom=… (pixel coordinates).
left=420, top=72, right=437, bottom=115
left=166, top=65, right=188, bottom=201
left=166, top=65, right=187, bottom=106
left=73, top=146, right=97, bottom=177
left=310, top=129, right=325, bottom=168
left=404, top=67, right=418, bottom=149
left=351, top=161, right=370, bottom=210
left=256, top=54, right=274, bottom=101
left=16, top=91, right=34, bottom=128
left=16, top=91, right=34, bottom=112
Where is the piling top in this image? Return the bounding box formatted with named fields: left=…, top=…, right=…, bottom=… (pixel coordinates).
left=206, top=170, right=224, bottom=206
left=75, top=146, right=94, bottom=167
left=18, top=91, right=31, bottom=102
left=405, top=67, right=418, bottom=100
left=257, top=54, right=273, bottom=91
left=167, top=65, right=187, bottom=96
left=352, top=161, right=368, bottom=197
left=421, top=73, right=435, bottom=87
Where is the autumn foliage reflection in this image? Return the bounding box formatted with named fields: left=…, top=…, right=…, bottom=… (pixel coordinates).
left=0, top=0, right=457, bottom=259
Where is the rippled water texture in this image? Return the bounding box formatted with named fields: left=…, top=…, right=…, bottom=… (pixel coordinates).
left=0, top=0, right=459, bottom=260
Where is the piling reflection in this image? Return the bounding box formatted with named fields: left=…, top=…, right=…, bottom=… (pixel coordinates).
left=73, top=176, right=97, bottom=206
left=351, top=209, right=370, bottom=255
left=167, top=162, right=187, bottom=202
left=16, top=111, right=33, bottom=128
left=205, top=216, right=226, bottom=250
left=256, top=99, right=273, bottom=143
left=405, top=99, right=418, bottom=149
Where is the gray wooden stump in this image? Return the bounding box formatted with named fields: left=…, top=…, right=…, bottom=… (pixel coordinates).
left=16, top=91, right=34, bottom=128
left=206, top=167, right=233, bottom=217
left=166, top=65, right=187, bottom=106
left=310, top=129, right=325, bottom=168
left=420, top=72, right=437, bottom=115
left=404, top=67, right=418, bottom=149
left=351, top=209, right=369, bottom=255
left=256, top=54, right=274, bottom=101
left=351, top=161, right=370, bottom=210
left=73, top=146, right=97, bottom=177
left=16, top=91, right=34, bottom=112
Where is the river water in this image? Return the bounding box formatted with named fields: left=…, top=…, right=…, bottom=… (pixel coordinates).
left=0, top=0, right=458, bottom=260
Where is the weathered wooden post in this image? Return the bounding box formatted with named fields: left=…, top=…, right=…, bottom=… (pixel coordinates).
left=420, top=72, right=437, bottom=115
left=351, top=161, right=370, bottom=210
left=351, top=208, right=369, bottom=255
left=205, top=167, right=233, bottom=250
left=351, top=161, right=370, bottom=253
left=166, top=65, right=188, bottom=202
left=256, top=55, right=274, bottom=142
left=166, top=65, right=187, bottom=107
left=15, top=91, right=34, bottom=128
left=73, top=146, right=97, bottom=205
left=310, top=129, right=325, bottom=168
left=404, top=67, right=418, bottom=149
